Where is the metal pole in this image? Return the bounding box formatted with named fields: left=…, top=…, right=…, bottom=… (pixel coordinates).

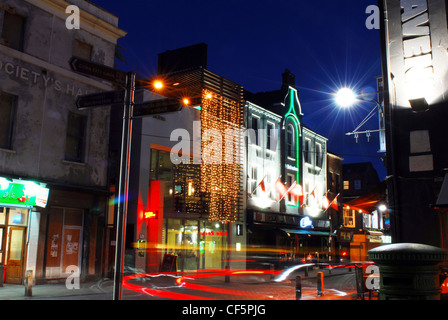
left=113, top=72, right=135, bottom=300
left=296, top=275, right=302, bottom=300
left=317, top=271, right=324, bottom=297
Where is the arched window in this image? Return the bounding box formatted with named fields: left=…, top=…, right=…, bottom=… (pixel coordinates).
left=287, top=124, right=295, bottom=158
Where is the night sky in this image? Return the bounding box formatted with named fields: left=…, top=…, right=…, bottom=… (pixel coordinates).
left=92, top=0, right=386, bottom=180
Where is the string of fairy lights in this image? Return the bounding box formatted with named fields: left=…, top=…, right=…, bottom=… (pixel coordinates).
left=200, top=89, right=244, bottom=224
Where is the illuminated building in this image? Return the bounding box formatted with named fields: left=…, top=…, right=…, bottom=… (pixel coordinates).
left=122, top=44, right=245, bottom=272
left=245, top=70, right=331, bottom=266
left=379, top=0, right=448, bottom=248
left=0, top=0, right=125, bottom=283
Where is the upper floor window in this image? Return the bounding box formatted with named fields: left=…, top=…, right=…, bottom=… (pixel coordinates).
left=354, top=179, right=362, bottom=190
left=315, top=142, right=323, bottom=168
left=1, top=11, right=25, bottom=51
left=251, top=116, right=259, bottom=146
left=343, top=180, right=350, bottom=190
left=287, top=124, right=295, bottom=158
left=304, top=138, right=311, bottom=163
left=0, top=91, right=17, bottom=150
left=73, top=40, right=92, bottom=61
left=65, top=112, right=87, bottom=163
left=267, top=122, right=274, bottom=151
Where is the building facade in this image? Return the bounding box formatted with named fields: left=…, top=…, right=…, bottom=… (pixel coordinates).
left=379, top=0, right=448, bottom=248
left=0, top=0, right=125, bottom=283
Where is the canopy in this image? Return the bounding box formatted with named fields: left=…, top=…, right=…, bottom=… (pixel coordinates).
left=345, top=181, right=386, bottom=214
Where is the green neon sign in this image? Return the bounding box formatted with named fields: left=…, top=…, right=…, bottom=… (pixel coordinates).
left=284, top=88, right=301, bottom=208
left=0, top=177, right=49, bottom=208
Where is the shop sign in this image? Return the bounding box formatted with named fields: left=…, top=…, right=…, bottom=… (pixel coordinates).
left=0, top=177, right=49, bottom=208
left=144, top=211, right=158, bottom=219
left=299, top=216, right=313, bottom=229
left=200, top=231, right=228, bottom=237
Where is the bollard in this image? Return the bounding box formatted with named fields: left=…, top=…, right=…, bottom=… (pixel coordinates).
left=296, top=275, right=302, bottom=300
left=369, top=243, right=448, bottom=300
left=225, top=264, right=230, bottom=283
left=24, top=270, right=33, bottom=297
left=317, top=271, right=324, bottom=297
left=304, top=266, right=309, bottom=277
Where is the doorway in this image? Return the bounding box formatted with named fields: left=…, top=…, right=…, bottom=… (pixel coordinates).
left=6, top=227, right=25, bottom=283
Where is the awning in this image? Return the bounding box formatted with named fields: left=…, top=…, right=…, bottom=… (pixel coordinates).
left=345, top=181, right=386, bottom=213
left=281, top=228, right=330, bottom=236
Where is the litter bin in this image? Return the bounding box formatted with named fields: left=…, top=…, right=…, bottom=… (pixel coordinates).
left=368, top=243, right=448, bottom=300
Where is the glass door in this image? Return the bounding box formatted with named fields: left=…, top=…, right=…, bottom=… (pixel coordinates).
left=6, top=227, right=25, bottom=284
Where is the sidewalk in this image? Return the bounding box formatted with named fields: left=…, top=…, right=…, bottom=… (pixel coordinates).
left=0, top=278, right=114, bottom=300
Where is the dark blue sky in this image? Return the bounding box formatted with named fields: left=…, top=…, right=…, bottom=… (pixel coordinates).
left=92, top=0, right=386, bottom=179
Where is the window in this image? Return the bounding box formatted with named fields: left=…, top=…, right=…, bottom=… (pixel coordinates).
left=304, top=138, right=311, bottom=163
left=287, top=124, right=294, bottom=158
left=343, top=208, right=355, bottom=228
left=1, top=11, right=25, bottom=51
left=251, top=117, right=259, bottom=146
left=0, top=91, right=17, bottom=149
left=65, top=112, right=87, bottom=162
left=267, top=123, right=274, bottom=151
left=354, top=179, right=361, bottom=190
left=250, top=166, right=258, bottom=195
left=73, top=40, right=92, bottom=61
left=287, top=174, right=295, bottom=203
left=343, top=180, right=350, bottom=190
left=315, top=142, right=323, bottom=168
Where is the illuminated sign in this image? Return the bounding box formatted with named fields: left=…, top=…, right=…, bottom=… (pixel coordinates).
left=0, top=177, right=49, bottom=208
left=144, top=211, right=158, bottom=219
left=300, top=216, right=313, bottom=229
left=400, top=0, right=434, bottom=105
left=200, top=231, right=228, bottom=237
left=383, top=0, right=448, bottom=109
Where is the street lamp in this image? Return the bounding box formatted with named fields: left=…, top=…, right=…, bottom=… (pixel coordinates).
left=334, top=87, right=385, bottom=144
left=335, top=87, right=357, bottom=107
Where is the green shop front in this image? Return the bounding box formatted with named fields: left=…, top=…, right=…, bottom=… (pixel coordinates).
left=0, top=177, right=49, bottom=284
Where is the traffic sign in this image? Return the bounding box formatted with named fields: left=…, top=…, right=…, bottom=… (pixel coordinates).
left=76, top=90, right=125, bottom=109
left=133, top=98, right=183, bottom=117
left=70, top=57, right=127, bottom=86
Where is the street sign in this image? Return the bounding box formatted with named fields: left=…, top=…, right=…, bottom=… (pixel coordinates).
left=133, top=98, right=183, bottom=117
left=70, top=57, right=127, bottom=86
left=76, top=90, right=125, bottom=109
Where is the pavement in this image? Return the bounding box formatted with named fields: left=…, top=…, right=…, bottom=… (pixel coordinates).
left=0, top=265, right=365, bottom=300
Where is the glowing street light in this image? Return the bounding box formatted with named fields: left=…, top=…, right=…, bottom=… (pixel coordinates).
left=335, top=87, right=357, bottom=107
left=153, top=80, right=163, bottom=90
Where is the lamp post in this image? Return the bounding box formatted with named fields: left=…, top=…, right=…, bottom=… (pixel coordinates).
left=335, top=88, right=385, bottom=144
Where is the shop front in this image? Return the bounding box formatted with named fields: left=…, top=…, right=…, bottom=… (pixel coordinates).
left=0, top=177, right=49, bottom=284
left=163, top=218, right=229, bottom=271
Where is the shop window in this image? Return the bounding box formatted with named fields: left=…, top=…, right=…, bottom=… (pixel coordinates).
left=73, top=39, right=92, bottom=61
left=1, top=11, right=25, bottom=51
left=0, top=91, right=17, bottom=150
left=65, top=112, right=87, bottom=163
